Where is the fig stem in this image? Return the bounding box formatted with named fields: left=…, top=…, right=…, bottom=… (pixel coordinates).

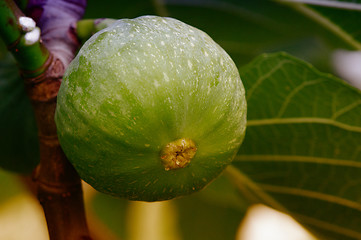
left=76, top=18, right=117, bottom=43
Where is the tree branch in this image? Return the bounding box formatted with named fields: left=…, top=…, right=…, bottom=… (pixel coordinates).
left=0, top=0, right=49, bottom=76
left=0, top=0, right=91, bottom=239
left=27, top=54, right=91, bottom=240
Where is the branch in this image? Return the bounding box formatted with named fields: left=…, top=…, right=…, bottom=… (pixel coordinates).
left=26, top=1, right=90, bottom=239
left=0, top=0, right=49, bottom=77
left=1, top=0, right=91, bottom=239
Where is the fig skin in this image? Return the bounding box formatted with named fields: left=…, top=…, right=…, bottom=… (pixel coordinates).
left=55, top=15, right=247, bottom=201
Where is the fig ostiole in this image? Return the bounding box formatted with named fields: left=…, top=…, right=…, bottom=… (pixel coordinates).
left=55, top=15, right=247, bottom=201
left=160, top=138, right=197, bottom=171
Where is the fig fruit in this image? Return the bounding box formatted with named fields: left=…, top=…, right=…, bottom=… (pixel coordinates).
left=55, top=16, right=246, bottom=201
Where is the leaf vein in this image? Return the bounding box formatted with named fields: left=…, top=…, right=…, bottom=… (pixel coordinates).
left=259, top=184, right=361, bottom=212
left=279, top=2, right=361, bottom=49
left=279, top=0, right=361, bottom=11
left=247, top=117, right=361, bottom=133
left=276, top=78, right=324, bottom=118
left=293, top=213, right=361, bottom=239
left=235, top=154, right=361, bottom=168
left=246, top=59, right=291, bottom=100
left=332, top=99, right=361, bottom=120
left=225, top=166, right=288, bottom=211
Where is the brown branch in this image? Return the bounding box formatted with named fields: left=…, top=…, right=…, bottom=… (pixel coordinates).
left=25, top=53, right=92, bottom=240
left=2, top=0, right=93, bottom=238
left=15, top=0, right=92, bottom=239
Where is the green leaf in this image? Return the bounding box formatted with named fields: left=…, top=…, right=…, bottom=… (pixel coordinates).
left=230, top=52, right=361, bottom=240
left=0, top=51, right=39, bottom=173
left=83, top=0, right=157, bottom=19
left=281, top=0, right=361, bottom=49
left=83, top=0, right=339, bottom=71
left=165, top=0, right=336, bottom=69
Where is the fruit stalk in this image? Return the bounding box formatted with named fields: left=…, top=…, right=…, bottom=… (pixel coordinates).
left=1, top=0, right=91, bottom=239
left=76, top=18, right=117, bottom=43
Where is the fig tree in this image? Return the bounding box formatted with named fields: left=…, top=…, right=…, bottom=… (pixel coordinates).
left=55, top=16, right=247, bottom=201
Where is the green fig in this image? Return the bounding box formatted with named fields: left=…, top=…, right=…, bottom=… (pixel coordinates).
left=55, top=16, right=246, bottom=201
